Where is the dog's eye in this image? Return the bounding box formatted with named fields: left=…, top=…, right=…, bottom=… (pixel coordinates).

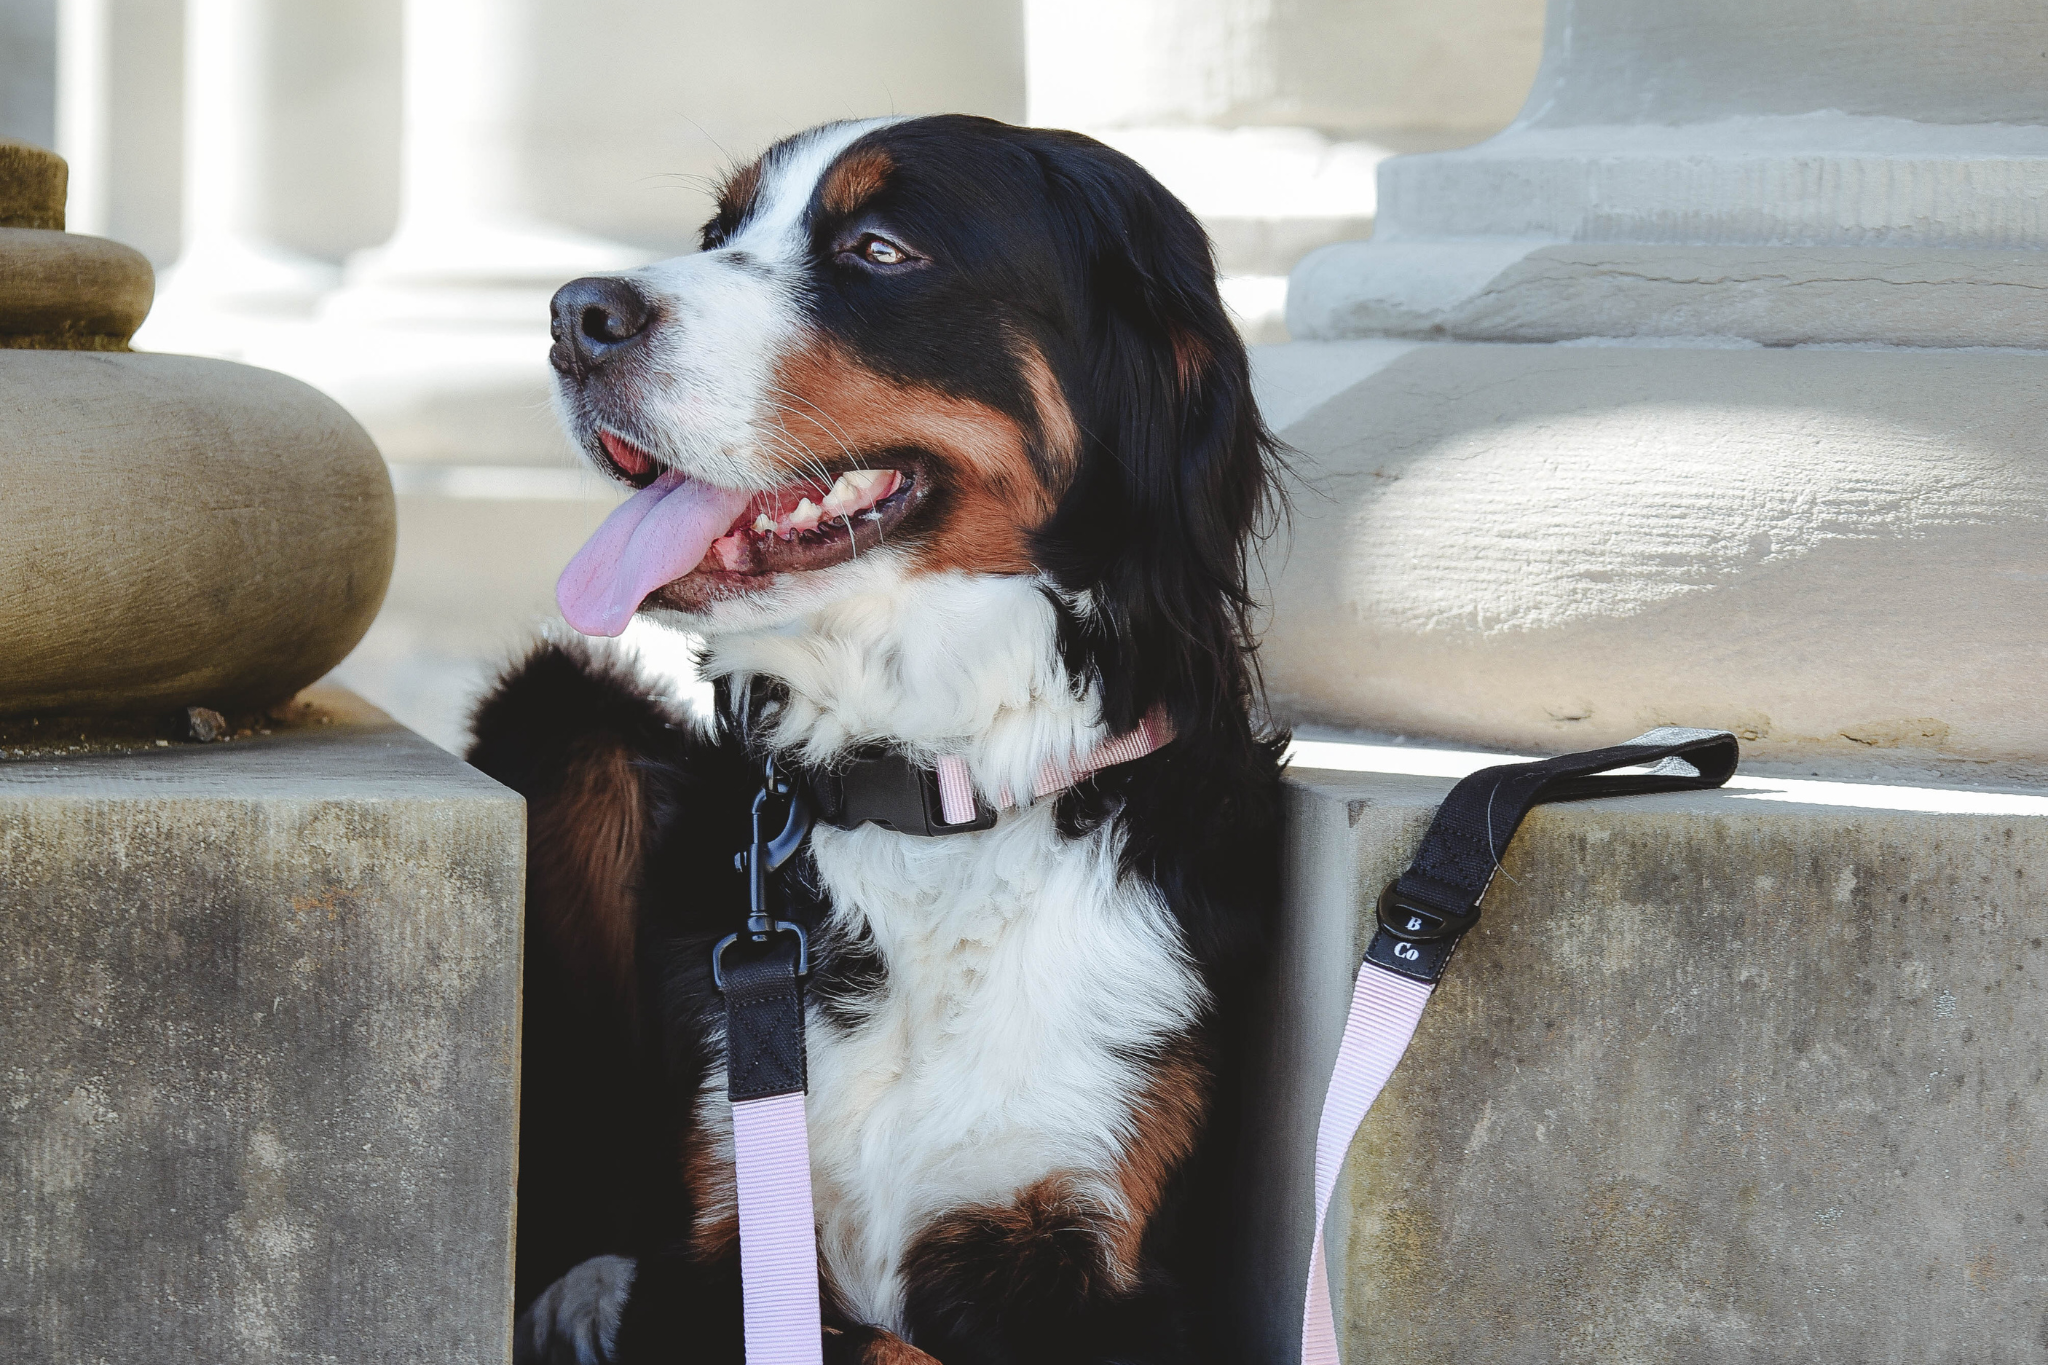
left=859, top=234, right=906, bottom=265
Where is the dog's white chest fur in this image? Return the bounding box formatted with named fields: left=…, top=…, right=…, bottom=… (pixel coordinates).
left=687, top=573, right=1207, bottom=1328
left=800, top=807, right=1202, bottom=1328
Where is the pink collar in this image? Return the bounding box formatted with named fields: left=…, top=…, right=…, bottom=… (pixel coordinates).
left=932, top=707, right=1174, bottom=826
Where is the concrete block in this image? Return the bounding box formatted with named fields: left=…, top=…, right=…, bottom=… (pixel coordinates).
left=1238, top=739, right=2048, bottom=1362
left=0, top=689, right=524, bottom=1364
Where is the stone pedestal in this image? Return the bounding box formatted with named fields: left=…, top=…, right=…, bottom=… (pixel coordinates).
left=1258, top=0, right=2048, bottom=782
left=0, top=689, right=524, bottom=1365
left=1251, top=3, right=2048, bottom=1354
left=1252, top=343, right=2048, bottom=778
left=1237, top=741, right=2048, bottom=1363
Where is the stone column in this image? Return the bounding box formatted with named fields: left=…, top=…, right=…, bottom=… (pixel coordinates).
left=277, top=0, right=646, bottom=473
left=1025, top=0, right=1545, bottom=340
left=139, top=0, right=338, bottom=339
left=1257, top=0, right=2048, bottom=777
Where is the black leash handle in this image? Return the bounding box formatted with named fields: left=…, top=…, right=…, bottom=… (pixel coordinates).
left=1367, top=727, right=1740, bottom=984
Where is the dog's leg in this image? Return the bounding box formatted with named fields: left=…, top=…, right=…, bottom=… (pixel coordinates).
left=468, top=641, right=708, bottom=1307
left=594, top=1246, right=943, bottom=1364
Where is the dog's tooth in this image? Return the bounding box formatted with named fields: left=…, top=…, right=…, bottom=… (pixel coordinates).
left=789, top=498, right=822, bottom=531
left=752, top=513, right=775, bottom=534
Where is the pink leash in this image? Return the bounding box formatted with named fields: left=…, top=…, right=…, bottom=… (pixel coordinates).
left=730, top=1093, right=824, bottom=1365
left=1298, top=964, right=1434, bottom=1364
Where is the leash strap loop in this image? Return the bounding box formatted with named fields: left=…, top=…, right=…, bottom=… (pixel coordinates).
left=1301, top=727, right=1737, bottom=1363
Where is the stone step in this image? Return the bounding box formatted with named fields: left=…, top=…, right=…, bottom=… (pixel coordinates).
left=0, top=690, right=524, bottom=1364
left=1236, top=735, right=2048, bottom=1362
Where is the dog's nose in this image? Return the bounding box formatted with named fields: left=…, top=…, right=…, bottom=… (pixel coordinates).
left=551, top=276, right=655, bottom=375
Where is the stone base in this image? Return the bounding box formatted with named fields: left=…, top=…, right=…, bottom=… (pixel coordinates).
left=1249, top=340, right=2048, bottom=778
left=0, top=689, right=523, bottom=1364
left=1235, top=739, right=2048, bottom=1362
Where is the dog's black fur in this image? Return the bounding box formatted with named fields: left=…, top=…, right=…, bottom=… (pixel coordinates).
left=469, top=115, right=1286, bottom=1364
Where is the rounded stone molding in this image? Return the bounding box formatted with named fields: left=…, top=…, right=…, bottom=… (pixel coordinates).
left=0, top=350, right=395, bottom=717
left=0, top=228, right=155, bottom=350
left=1256, top=343, right=2048, bottom=776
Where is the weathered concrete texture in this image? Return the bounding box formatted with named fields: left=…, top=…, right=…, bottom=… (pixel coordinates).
left=1237, top=746, right=2048, bottom=1363
left=0, top=688, right=524, bottom=1365
left=1253, top=343, right=2048, bottom=778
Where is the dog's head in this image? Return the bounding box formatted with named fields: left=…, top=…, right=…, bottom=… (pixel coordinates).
left=550, top=115, right=1276, bottom=733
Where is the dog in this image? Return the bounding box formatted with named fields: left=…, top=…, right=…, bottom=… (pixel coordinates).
left=468, top=114, right=1284, bottom=1364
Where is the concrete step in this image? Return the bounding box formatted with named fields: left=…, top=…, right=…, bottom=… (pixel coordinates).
left=0, top=690, right=523, bottom=1364
left=1239, top=735, right=2048, bottom=1362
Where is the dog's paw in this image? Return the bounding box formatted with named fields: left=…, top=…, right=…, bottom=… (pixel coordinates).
left=514, top=1255, right=637, bottom=1365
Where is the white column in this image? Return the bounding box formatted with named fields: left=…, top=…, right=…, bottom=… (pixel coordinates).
left=143, top=0, right=337, bottom=330
left=327, top=0, right=645, bottom=325
left=54, top=0, right=109, bottom=236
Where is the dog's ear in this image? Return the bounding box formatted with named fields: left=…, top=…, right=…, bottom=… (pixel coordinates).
left=1030, top=135, right=1281, bottom=740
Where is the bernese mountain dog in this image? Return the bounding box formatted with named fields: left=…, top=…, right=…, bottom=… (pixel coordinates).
left=468, top=114, right=1285, bottom=1364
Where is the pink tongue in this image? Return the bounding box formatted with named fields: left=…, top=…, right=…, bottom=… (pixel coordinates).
left=556, top=470, right=755, bottom=636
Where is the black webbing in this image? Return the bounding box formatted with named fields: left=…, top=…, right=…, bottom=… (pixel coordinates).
left=1366, top=727, right=1740, bottom=984
left=721, top=935, right=808, bottom=1101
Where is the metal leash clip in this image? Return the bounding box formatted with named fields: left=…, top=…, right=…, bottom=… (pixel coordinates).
left=713, top=751, right=814, bottom=990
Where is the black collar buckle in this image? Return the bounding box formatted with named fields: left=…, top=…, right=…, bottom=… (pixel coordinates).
left=809, top=751, right=998, bottom=837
